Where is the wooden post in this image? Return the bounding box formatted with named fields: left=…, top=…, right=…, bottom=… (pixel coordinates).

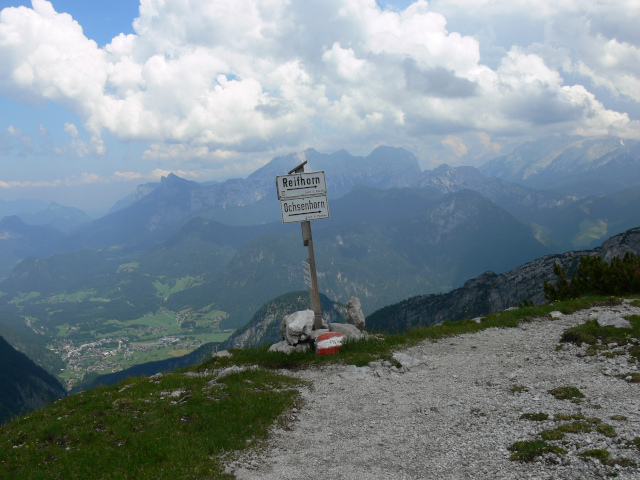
left=289, top=162, right=323, bottom=330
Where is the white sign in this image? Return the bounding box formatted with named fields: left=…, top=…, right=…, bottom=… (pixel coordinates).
left=280, top=194, right=330, bottom=223
left=276, top=171, right=327, bottom=199
left=302, top=261, right=312, bottom=288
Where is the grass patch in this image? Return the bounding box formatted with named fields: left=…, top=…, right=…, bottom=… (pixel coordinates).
left=610, top=415, right=627, bottom=421
left=0, top=368, right=303, bottom=479
left=596, top=424, right=617, bottom=438
left=556, top=421, right=592, bottom=434
left=561, top=315, right=640, bottom=362
left=520, top=412, right=548, bottom=421
left=548, top=386, right=585, bottom=401
left=580, top=449, right=610, bottom=463
left=540, top=429, right=565, bottom=441
left=618, top=372, right=640, bottom=383
left=508, top=440, right=567, bottom=462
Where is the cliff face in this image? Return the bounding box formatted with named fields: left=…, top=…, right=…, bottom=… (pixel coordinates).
left=0, top=335, right=66, bottom=425
left=367, top=227, right=640, bottom=332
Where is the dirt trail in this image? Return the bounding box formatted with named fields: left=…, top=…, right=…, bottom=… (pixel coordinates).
left=228, top=302, right=640, bottom=480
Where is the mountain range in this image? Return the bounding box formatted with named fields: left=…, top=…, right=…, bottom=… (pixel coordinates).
left=481, top=135, right=640, bottom=196
left=2, top=135, right=640, bottom=404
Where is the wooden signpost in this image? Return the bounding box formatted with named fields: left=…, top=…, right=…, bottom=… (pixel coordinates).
left=276, top=161, right=328, bottom=330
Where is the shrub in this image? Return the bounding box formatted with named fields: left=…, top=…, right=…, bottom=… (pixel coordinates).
left=544, top=253, right=640, bottom=301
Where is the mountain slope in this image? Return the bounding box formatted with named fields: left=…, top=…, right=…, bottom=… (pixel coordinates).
left=481, top=135, right=640, bottom=195
left=367, top=226, right=640, bottom=332
left=166, top=188, right=549, bottom=329
left=72, top=173, right=201, bottom=249
left=0, top=334, right=66, bottom=425
left=0, top=216, right=71, bottom=277
left=18, top=202, right=92, bottom=233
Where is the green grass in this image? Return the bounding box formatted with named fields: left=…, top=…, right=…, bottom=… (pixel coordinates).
left=580, top=449, right=610, bottom=463
left=561, top=314, right=640, bottom=361
left=0, top=369, right=303, bottom=479
left=153, top=276, right=204, bottom=297
left=548, top=386, right=585, bottom=401
left=508, top=440, right=567, bottom=462
left=520, top=412, right=549, bottom=421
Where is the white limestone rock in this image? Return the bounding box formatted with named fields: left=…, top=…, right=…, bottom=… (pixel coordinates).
left=596, top=312, right=632, bottom=329
left=329, top=322, right=362, bottom=341
left=268, top=340, right=311, bottom=354
left=346, top=297, right=366, bottom=331
left=280, top=310, right=315, bottom=345
left=392, top=352, right=424, bottom=370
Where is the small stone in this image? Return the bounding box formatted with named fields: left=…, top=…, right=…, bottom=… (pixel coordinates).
left=391, top=352, right=424, bottom=370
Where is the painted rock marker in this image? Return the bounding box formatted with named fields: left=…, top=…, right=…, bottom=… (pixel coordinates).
left=316, top=332, right=344, bottom=356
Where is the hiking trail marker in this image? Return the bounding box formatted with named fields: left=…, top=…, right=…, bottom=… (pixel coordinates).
left=276, top=161, right=329, bottom=329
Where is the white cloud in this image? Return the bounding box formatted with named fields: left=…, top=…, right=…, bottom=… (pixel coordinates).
left=0, top=178, right=62, bottom=188
left=7, top=125, right=21, bottom=136
left=64, top=122, right=79, bottom=138
left=0, top=0, right=638, bottom=171
left=441, top=135, right=468, bottom=156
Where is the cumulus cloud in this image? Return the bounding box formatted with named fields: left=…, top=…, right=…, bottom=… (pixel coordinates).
left=441, top=135, right=468, bottom=156
left=64, top=122, right=79, bottom=138
left=0, top=0, right=638, bottom=171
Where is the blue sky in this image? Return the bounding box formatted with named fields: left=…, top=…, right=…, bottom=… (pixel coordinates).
left=1, top=0, right=639, bottom=214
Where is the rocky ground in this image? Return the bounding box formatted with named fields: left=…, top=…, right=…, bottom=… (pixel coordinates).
left=228, top=301, right=640, bottom=480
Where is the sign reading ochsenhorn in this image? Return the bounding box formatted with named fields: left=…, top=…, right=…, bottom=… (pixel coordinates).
left=276, top=171, right=327, bottom=199
left=279, top=194, right=330, bottom=223
left=276, top=170, right=330, bottom=224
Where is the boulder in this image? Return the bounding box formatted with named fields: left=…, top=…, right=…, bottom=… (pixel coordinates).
left=268, top=340, right=311, bottom=354
left=596, top=312, right=632, bottom=329
left=346, top=297, right=366, bottom=331
left=329, top=322, right=362, bottom=341
left=280, top=310, right=315, bottom=345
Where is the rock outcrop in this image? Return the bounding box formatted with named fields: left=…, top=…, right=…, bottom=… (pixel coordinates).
left=346, top=297, right=366, bottom=331
left=367, top=227, right=640, bottom=332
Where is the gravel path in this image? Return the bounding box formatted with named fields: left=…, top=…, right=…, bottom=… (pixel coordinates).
left=228, top=302, right=640, bottom=479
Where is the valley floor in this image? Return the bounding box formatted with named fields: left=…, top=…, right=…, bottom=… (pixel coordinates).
left=228, top=301, right=640, bottom=480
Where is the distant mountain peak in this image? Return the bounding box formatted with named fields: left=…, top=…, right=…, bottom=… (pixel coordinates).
left=0, top=215, right=27, bottom=229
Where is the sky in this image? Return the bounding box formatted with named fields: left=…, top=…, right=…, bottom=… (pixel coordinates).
left=1, top=0, right=639, bottom=214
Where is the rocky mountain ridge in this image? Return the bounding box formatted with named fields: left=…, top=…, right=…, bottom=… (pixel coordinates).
left=367, top=226, right=640, bottom=332
left=481, top=135, right=640, bottom=195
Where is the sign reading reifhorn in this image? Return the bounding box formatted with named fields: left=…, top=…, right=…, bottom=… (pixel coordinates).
left=275, top=161, right=329, bottom=329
